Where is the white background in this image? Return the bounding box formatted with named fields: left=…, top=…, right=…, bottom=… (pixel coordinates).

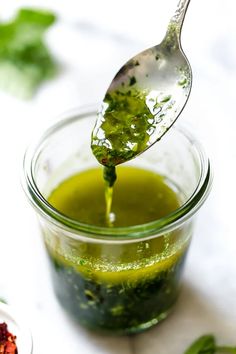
left=0, top=1, right=236, bottom=353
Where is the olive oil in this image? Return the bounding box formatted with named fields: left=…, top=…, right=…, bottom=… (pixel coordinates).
left=48, top=166, right=180, bottom=227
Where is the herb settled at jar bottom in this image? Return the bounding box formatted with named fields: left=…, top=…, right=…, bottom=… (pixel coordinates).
left=47, top=247, right=188, bottom=333
left=44, top=166, right=191, bottom=334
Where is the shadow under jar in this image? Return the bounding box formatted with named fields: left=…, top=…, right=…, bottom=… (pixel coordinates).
left=23, top=106, right=212, bottom=334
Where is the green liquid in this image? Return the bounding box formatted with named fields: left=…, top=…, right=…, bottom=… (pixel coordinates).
left=45, top=166, right=190, bottom=333
left=103, top=165, right=117, bottom=225
left=48, top=166, right=180, bottom=227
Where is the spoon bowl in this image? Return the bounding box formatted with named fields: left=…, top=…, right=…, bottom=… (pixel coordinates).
left=92, top=0, right=192, bottom=167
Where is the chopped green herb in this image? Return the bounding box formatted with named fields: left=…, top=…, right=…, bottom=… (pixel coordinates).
left=110, top=305, right=124, bottom=316
left=103, top=166, right=117, bottom=187
left=129, top=76, right=136, bottom=86
left=91, top=88, right=172, bottom=168
left=91, top=88, right=173, bottom=190
left=160, top=95, right=171, bottom=103
left=178, top=77, right=187, bottom=86
left=85, top=289, right=97, bottom=302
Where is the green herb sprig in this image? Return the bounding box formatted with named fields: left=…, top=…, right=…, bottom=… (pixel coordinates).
left=184, top=335, right=236, bottom=354
left=0, top=8, right=57, bottom=98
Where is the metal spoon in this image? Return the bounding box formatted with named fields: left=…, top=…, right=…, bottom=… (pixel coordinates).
left=92, top=0, right=192, bottom=167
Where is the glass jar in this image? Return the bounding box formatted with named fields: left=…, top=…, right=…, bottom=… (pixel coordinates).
left=22, top=106, right=212, bottom=334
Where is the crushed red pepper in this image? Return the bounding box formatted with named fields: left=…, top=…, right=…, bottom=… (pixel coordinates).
left=0, top=323, right=17, bottom=354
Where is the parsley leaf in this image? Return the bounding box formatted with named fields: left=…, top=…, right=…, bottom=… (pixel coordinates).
left=0, top=8, right=57, bottom=98
left=184, top=335, right=236, bottom=354
left=184, top=335, right=216, bottom=354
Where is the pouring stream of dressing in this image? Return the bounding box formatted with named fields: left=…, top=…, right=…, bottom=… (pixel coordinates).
left=91, top=0, right=192, bottom=226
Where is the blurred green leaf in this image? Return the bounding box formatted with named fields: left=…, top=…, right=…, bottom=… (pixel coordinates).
left=16, top=8, right=56, bottom=27
left=0, top=8, right=57, bottom=98
left=183, top=336, right=236, bottom=354
left=184, top=335, right=216, bottom=354
left=217, top=347, right=236, bottom=354
left=0, top=297, right=7, bottom=304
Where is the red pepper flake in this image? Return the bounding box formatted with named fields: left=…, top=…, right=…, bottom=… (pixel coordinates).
left=101, top=158, right=108, bottom=164
left=0, top=323, right=17, bottom=354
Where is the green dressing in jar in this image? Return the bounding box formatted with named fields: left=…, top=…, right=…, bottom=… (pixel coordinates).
left=46, top=166, right=189, bottom=333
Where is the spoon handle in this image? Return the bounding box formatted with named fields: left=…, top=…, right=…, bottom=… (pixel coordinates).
left=170, top=0, right=191, bottom=31
left=162, top=0, right=191, bottom=46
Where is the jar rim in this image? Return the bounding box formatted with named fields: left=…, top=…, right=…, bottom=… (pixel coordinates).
left=22, top=106, right=212, bottom=242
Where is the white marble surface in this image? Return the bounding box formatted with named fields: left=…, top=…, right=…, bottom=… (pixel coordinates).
left=1, top=1, right=236, bottom=353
